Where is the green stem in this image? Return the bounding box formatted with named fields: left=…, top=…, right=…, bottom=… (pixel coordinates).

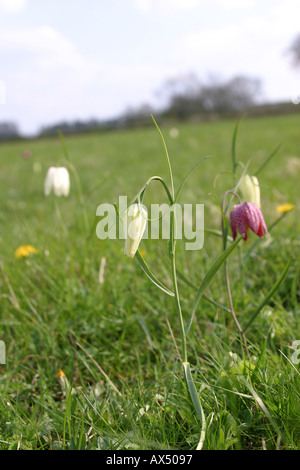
left=151, top=118, right=206, bottom=447
left=151, top=115, right=174, bottom=200
left=170, top=210, right=187, bottom=363
left=138, top=175, right=173, bottom=206
left=151, top=116, right=187, bottom=363
left=222, top=191, right=250, bottom=359
left=54, top=198, right=69, bottom=236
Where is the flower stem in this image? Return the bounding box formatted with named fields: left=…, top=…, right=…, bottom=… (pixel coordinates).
left=170, top=211, right=187, bottom=363
left=222, top=191, right=250, bottom=360
left=224, top=260, right=250, bottom=360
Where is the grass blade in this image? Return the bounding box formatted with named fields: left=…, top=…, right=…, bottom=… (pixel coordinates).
left=151, top=115, right=174, bottom=200
left=255, top=144, right=281, bottom=177
left=174, top=156, right=211, bottom=203
left=231, top=115, right=245, bottom=175
left=242, top=378, right=283, bottom=447
left=243, top=256, right=293, bottom=332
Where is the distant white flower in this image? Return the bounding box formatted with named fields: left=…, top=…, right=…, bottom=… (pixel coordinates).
left=239, top=174, right=260, bottom=208
left=44, top=166, right=70, bottom=197
left=123, top=203, right=147, bottom=259
left=169, top=127, right=179, bottom=138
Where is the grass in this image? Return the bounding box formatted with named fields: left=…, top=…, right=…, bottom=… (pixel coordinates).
left=0, top=113, right=299, bottom=450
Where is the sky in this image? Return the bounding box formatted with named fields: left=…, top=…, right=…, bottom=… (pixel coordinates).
left=0, top=0, right=300, bottom=136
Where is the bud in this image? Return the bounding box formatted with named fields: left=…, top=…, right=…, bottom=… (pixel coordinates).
left=230, top=202, right=268, bottom=242
left=239, top=174, right=260, bottom=208
left=44, top=166, right=70, bottom=197
left=123, top=203, right=147, bottom=258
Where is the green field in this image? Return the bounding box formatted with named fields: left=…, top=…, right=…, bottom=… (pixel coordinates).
left=0, top=113, right=299, bottom=450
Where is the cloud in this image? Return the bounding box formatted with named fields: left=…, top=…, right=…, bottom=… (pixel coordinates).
left=0, top=25, right=104, bottom=93
left=133, top=0, right=200, bottom=13
left=0, top=0, right=27, bottom=13
left=133, top=0, right=259, bottom=13
left=2, top=1, right=300, bottom=134
left=171, top=1, right=300, bottom=102
left=1, top=25, right=84, bottom=69
left=0, top=25, right=101, bottom=132
left=0, top=24, right=174, bottom=134
left=215, top=0, right=258, bottom=8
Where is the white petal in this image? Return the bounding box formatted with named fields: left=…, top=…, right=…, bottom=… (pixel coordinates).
left=44, top=166, right=56, bottom=196
left=53, top=167, right=70, bottom=197
left=124, top=204, right=148, bottom=258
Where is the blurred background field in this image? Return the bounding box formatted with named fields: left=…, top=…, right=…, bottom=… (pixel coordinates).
left=0, top=112, right=299, bottom=450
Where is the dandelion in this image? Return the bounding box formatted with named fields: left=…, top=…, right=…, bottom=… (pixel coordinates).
left=56, top=369, right=66, bottom=380
left=239, top=174, right=261, bottom=208
left=44, top=166, right=70, bottom=197
left=230, top=202, right=268, bottom=242
left=56, top=369, right=70, bottom=395
left=123, top=203, right=148, bottom=258
left=276, top=203, right=295, bottom=214
left=14, top=245, right=38, bottom=259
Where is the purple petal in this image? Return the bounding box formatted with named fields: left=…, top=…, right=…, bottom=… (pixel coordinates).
left=231, top=205, right=248, bottom=240
left=244, top=202, right=267, bottom=237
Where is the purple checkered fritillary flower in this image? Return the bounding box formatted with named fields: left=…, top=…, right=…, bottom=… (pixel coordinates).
left=230, top=202, right=268, bottom=242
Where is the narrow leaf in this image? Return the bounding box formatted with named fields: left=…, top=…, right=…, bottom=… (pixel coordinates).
left=185, top=235, right=243, bottom=334
left=176, top=269, right=231, bottom=313
left=183, top=362, right=206, bottom=450
left=135, top=250, right=175, bottom=297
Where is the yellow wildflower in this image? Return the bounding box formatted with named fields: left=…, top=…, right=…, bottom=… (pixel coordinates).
left=56, top=369, right=66, bottom=380
left=276, top=203, right=295, bottom=214
left=14, top=245, right=37, bottom=259
left=56, top=369, right=70, bottom=394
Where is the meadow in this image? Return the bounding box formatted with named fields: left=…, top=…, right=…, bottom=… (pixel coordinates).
left=0, top=112, right=299, bottom=450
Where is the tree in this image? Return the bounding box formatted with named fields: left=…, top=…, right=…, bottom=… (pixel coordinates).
left=0, top=121, right=20, bottom=140
left=288, top=33, right=300, bottom=67
left=159, top=73, right=262, bottom=120
left=200, top=76, right=262, bottom=113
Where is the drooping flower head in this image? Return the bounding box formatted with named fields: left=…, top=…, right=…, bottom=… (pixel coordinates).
left=123, top=203, right=148, bottom=258
left=239, top=174, right=261, bottom=208
left=230, top=202, right=268, bottom=242
left=44, top=167, right=70, bottom=197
